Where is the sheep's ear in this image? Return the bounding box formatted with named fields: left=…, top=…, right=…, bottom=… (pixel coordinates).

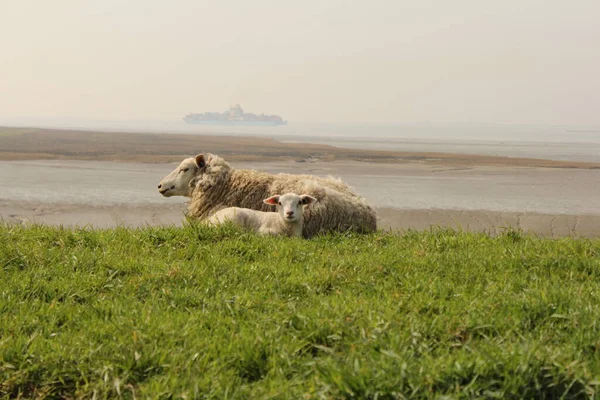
left=300, top=195, right=317, bottom=205
left=195, top=154, right=206, bottom=168
left=263, top=195, right=280, bottom=205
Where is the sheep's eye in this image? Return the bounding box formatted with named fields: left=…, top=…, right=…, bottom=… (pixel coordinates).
left=277, top=201, right=282, bottom=206
left=183, top=168, right=190, bottom=172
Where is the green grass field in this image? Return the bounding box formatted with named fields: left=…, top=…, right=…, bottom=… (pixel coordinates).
left=1, top=224, right=599, bottom=399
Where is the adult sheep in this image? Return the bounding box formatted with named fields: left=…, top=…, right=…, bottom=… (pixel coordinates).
left=157, top=153, right=377, bottom=237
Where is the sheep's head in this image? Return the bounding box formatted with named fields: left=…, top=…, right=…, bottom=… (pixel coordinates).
left=264, top=193, right=317, bottom=223
left=158, top=154, right=207, bottom=197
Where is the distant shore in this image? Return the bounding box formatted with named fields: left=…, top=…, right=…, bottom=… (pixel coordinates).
left=1, top=126, right=599, bottom=169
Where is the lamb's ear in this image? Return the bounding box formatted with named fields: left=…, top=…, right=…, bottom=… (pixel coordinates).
left=300, top=195, right=317, bottom=205
left=195, top=154, right=206, bottom=168
left=263, top=195, right=280, bottom=205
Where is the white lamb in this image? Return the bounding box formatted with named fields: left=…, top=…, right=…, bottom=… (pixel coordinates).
left=207, top=193, right=317, bottom=237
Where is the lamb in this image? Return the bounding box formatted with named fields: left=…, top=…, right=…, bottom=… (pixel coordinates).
left=157, top=153, right=377, bottom=237
left=206, top=193, right=317, bottom=237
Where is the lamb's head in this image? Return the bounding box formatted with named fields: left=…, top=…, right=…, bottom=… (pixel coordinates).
left=264, top=193, right=317, bottom=223
left=158, top=154, right=207, bottom=197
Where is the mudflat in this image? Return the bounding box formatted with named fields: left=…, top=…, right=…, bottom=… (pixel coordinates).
left=1, top=126, right=599, bottom=168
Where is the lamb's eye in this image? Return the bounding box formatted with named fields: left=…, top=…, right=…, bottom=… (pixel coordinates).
left=183, top=168, right=190, bottom=172
left=277, top=201, right=282, bottom=206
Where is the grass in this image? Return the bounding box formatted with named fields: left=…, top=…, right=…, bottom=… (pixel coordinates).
left=1, top=223, right=599, bottom=399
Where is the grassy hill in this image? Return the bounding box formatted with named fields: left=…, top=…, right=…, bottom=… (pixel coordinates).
left=1, top=224, right=599, bottom=398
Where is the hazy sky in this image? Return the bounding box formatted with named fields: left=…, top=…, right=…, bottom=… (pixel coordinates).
left=1, top=1, right=599, bottom=125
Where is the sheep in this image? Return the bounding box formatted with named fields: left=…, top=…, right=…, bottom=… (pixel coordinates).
left=206, top=193, right=317, bottom=237
left=158, top=153, right=377, bottom=237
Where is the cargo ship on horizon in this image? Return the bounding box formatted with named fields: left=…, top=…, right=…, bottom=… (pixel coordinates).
left=183, top=104, right=287, bottom=126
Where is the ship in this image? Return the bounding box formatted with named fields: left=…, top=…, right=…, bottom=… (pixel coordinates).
left=183, top=104, right=287, bottom=126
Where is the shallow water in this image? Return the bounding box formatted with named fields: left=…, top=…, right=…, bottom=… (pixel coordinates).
left=0, top=160, right=182, bottom=206
left=1, top=159, right=599, bottom=215
left=237, top=161, right=600, bottom=215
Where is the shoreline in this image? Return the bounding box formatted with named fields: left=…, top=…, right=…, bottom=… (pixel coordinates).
left=2, top=200, right=599, bottom=238
left=1, top=126, right=600, bottom=169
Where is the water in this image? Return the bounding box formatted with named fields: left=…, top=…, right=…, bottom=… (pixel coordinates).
left=3, top=159, right=599, bottom=215
left=236, top=161, right=600, bottom=215
left=0, top=160, right=182, bottom=206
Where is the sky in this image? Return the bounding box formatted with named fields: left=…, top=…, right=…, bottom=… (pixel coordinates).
left=1, top=0, right=599, bottom=125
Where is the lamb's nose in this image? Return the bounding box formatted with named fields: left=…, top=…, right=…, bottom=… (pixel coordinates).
left=286, top=211, right=294, bottom=216
left=158, top=184, right=162, bottom=189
